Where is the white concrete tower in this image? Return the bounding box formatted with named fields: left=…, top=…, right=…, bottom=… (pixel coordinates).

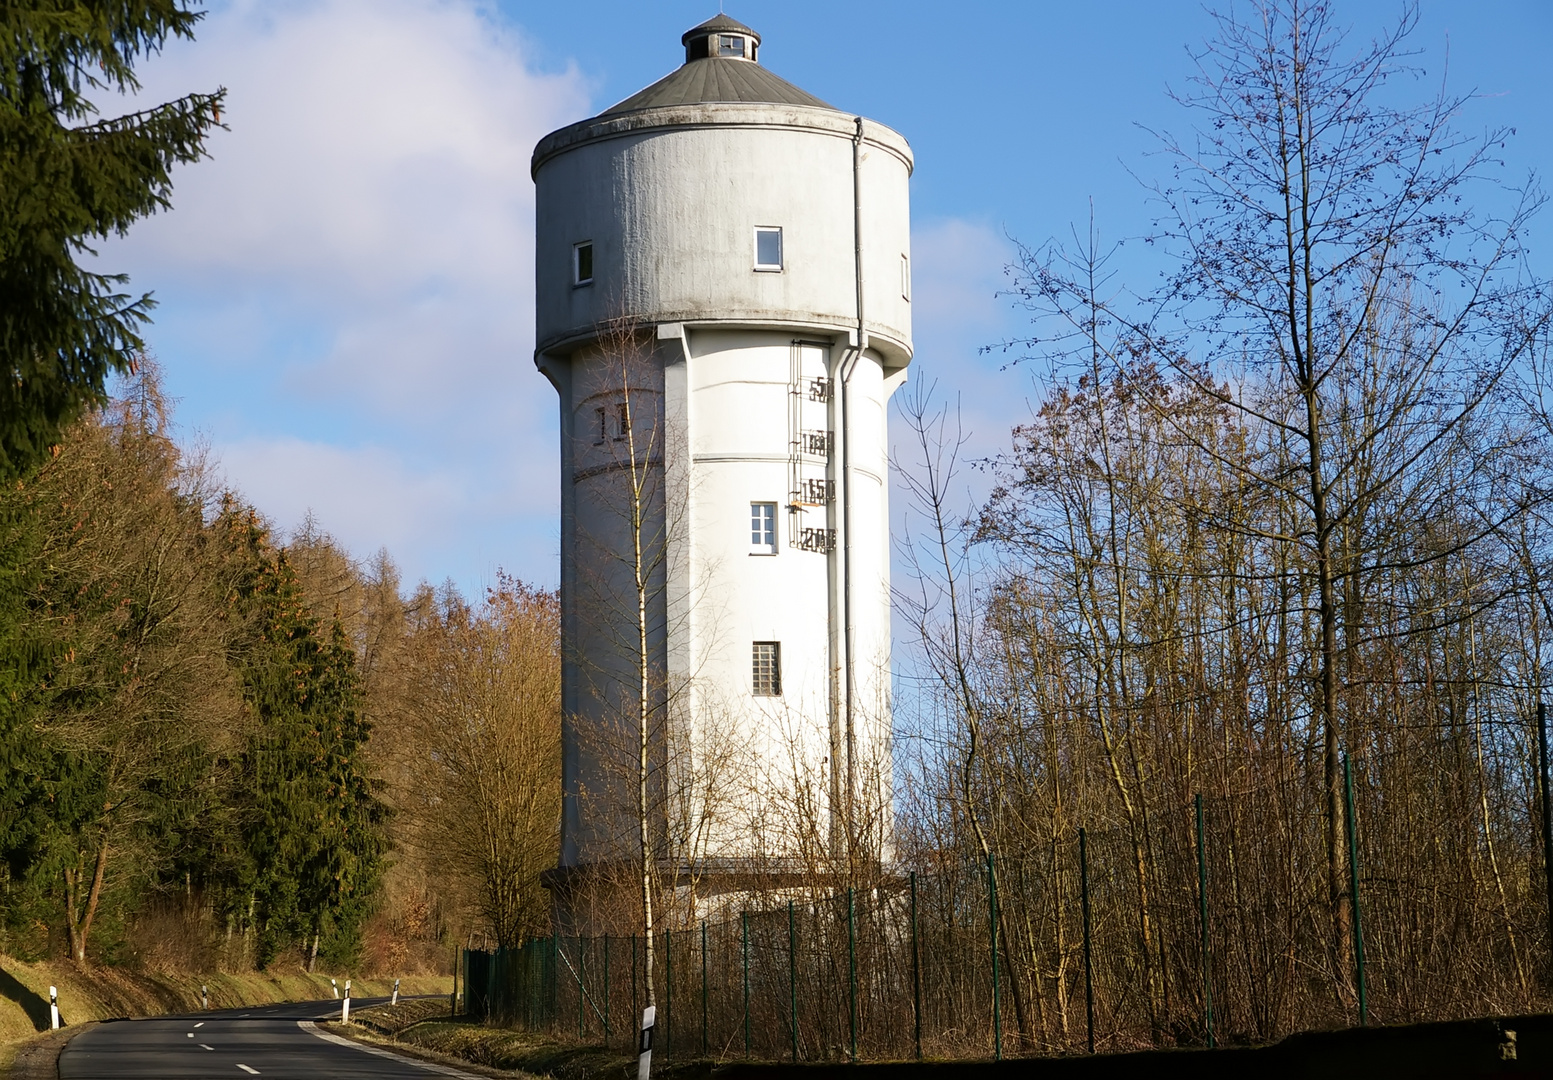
left=533, top=14, right=911, bottom=902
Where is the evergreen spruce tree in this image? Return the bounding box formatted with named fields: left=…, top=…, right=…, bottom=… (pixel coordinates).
left=213, top=504, right=387, bottom=968
left=0, top=2, right=225, bottom=477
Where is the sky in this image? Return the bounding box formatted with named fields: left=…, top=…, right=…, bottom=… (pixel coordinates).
left=101, top=0, right=1553, bottom=598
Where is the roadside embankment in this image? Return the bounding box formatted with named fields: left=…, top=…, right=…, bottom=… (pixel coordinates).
left=333, top=1006, right=1553, bottom=1080
left=0, top=955, right=449, bottom=1074
left=343, top=1001, right=634, bottom=1079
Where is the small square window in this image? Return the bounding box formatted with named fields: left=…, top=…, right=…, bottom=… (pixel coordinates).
left=752, top=641, right=782, bottom=696
left=901, top=254, right=911, bottom=301
left=754, top=227, right=783, bottom=272
left=719, top=34, right=744, bottom=57
left=573, top=241, right=594, bottom=286
left=750, top=502, right=777, bottom=554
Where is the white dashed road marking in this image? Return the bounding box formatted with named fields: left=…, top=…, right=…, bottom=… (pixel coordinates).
left=237, top=1065, right=259, bottom=1074
left=200, top=1043, right=214, bottom=1050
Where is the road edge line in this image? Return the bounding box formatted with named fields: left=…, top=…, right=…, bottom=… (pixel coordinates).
left=297, top=1020, right=487, bottom=1079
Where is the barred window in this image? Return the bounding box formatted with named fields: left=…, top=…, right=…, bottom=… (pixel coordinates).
left=752, top=641, right=781, bottom=696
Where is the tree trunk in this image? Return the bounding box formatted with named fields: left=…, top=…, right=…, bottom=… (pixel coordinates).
left=63, top=840, right=109, bottom=966
left=1304, top=384, right=1354, bottom=997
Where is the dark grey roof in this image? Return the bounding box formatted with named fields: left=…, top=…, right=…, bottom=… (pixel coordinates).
left=682, top=13, right=759, bottom=44
left=602, top=57, right=834, bottom=115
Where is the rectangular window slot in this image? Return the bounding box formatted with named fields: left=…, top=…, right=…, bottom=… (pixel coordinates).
left=574, top=241, right=594, bottom=286
left=612, top=401, right=629, bottom=441
left=750, top=502, right=778, bottom=554
left=752, top=641, right=782, bottom=696
left=719, top=34, right=745, bottom=57
left=593, top=406, right=606, bottom=445
left=901, top=253, right=911, bottom=301
left=754, top=226, right=783, bottom=271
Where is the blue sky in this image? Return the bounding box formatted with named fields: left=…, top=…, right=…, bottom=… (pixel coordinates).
left=104, top=0, right=1553, bottom=596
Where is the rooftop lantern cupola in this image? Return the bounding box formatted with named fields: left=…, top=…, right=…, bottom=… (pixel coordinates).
left=683, top=13, right=760, bottom=63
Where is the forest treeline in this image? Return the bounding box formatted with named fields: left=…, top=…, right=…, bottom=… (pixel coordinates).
left=0, top=368, right=559, bottom=973
left=883, top=0, right=1553, bottom=1052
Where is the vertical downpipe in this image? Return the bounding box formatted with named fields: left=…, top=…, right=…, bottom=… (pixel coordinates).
left=842, top=115, right=866, bottom=852
left=826, top=344, right=847, bottom=857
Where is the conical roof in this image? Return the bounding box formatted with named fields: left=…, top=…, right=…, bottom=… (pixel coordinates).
left=602, top=14, right=834, bottom=116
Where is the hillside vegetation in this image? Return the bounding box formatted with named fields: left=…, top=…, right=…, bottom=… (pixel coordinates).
left=0, top=367, right=559, bottom=986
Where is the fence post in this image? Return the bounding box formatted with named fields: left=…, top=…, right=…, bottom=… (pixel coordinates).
left=604, top=935, right=612, bottom=1047
left=550, top=932, right=559, bottom=1031
left=665, top=929, right=673, bottom=1060
left=911, top=870, right=922, bottom=1061
left=1539, top=701, right=1553, bottom=981
left=848, top=887, right=858, bottom=1063
left=701, top=921, right=709, bottom=1057
left=1080, top=827, right=1095, bottom=1054
left=989, top=854, right=1001, bottom=1061
left=1344, top=753, right=1368, bottom=1027
left=1196, top=794, right=1214, bottom=1048
left=742, top=910, right=751, bottom=1058
left=788, top=899, right=799, bottom=1063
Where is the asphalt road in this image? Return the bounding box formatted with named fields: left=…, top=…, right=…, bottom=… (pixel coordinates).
left=58, top=998, right=480, bottom=1079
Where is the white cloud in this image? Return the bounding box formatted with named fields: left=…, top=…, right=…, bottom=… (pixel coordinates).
left=904, top=218, right=1033, bottom=460
left=218, top=437, right=464, bottom=551
left=98, top=0, right=592, bottom=589
left=910, top=217, right=1015, bottom=344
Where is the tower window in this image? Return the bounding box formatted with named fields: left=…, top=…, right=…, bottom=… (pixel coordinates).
left=901, top=254, right=911, bottom=301
left=752, top=642, right=782, bottom=696
left=754, top=227, right=783, bottom=272
left=573, top=241, right=594, bottom=286
left=593, top=406, right=606, bottom=445
left=719, top=34, right=745, bottom=57
left=750, top=502, right=777, bottom=554
left=613, top=401, right=629, bottom=441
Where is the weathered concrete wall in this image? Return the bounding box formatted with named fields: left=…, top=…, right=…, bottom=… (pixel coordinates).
left=534, top=104, right=912, bottom=366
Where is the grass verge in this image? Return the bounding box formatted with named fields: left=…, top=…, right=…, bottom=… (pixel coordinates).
left=344, top=1002, right=636, bottom=1080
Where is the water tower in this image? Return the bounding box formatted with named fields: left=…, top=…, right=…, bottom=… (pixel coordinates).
left=533, top=14, right=912, bottom=913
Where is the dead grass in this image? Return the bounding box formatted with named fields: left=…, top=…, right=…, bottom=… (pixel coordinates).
left=346, top=1006, right=634, bottom=1080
